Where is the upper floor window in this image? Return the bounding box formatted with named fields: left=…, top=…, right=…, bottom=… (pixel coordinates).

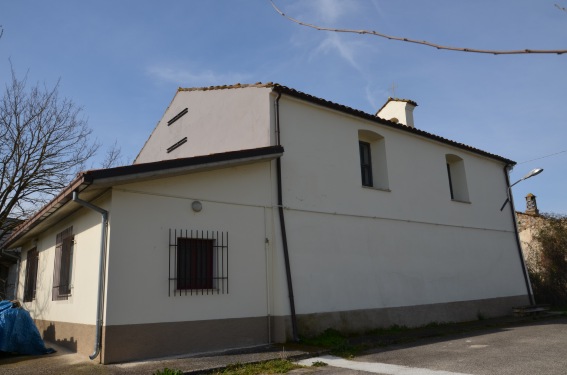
left=445, top=154, right=470, bottom=202
left=359, top=141, right=373, bottom=187
left=358, top=130, right=389, bottom=190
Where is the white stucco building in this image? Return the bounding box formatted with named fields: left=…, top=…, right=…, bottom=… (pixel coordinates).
left=2, top=83, right=531, bottom=363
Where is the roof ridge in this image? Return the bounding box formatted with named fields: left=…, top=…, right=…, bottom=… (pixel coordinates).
left=175, top=82, right=512, bottom=165
left=177, top=82, right=277, bottom=92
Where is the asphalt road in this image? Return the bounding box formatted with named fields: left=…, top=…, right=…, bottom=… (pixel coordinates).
left=2, top=315, right=566, bottom=374
left=298, top=316, right=567, bottom=375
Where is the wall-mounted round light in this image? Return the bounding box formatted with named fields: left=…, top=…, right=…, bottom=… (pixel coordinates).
left=191, top=200, right=202, bottom=212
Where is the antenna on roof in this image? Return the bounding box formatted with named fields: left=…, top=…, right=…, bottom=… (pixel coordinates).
left=389, top=82, right=398, bottom=97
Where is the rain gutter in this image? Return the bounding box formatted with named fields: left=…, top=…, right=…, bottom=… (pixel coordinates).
left=72, top=191, right=109, bottom=360
left=274, top=91, right=299, bottom=342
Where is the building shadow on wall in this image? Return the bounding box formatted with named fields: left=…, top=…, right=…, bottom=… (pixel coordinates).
left=43, top=323, right=78, bottom=353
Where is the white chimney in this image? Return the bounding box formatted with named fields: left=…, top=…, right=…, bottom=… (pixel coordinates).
left=376, top=98, right=418, bottom=128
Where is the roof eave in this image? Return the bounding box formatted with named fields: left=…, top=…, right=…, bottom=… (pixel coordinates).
left=269, top=85, right=514, bottom=165
left=3, top=146, right=284, bottom=248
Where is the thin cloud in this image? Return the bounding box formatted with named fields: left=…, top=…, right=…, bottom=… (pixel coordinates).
left=370, top=0, right=387, bottom=18
left=292, top=0, right=367, bottom=72
left=315, top=0, right=346, bottom=23
left=146, top=65, right=251, bottom=87
left=311, top=33, right=362, bottom=71
left=365, top=84, right=390, bottom=111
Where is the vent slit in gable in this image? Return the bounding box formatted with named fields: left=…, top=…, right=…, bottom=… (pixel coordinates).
left=167, top=108, right=188, bottom=126
left=167, top=137, right=188, bottom=153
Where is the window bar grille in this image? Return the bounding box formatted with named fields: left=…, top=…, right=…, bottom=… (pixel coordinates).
left=169, top=228, right=228, bottom=296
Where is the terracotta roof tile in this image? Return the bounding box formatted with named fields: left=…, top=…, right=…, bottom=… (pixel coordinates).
left=179, top=82, right=514, bottom=164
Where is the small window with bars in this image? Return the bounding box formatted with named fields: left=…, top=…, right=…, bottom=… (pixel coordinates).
left=169, top=229, right=228, bottom=296
left=53, top=226, right=74, bottom=301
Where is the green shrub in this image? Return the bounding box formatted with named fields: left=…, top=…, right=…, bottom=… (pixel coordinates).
left=527, top=214, right=567, bottom=306
left=300, top=328, right=358, bottom=357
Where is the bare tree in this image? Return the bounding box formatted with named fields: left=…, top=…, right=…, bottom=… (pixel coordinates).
left=271, top=1, right=567, bottom=55
left=100, top=140, right=125, bottom=169
left=0, top=67, right=98, bottom=240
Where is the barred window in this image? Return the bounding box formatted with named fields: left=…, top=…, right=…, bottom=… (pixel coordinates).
left=169, top=229, right=228, bottom=296
left=23, top=248, right=39, bottom=302
left=53, top=227, right=74, bottom=301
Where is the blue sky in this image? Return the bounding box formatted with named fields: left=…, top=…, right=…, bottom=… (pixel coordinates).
left=1, top=0, right=566, bottom=213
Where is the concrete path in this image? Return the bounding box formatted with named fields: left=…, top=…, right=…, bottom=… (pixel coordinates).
left=297, top=355, right=471, bottom=374
left=0, top=344, right=317, bottom=375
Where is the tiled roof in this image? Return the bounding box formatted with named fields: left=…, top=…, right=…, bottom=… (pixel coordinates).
left=3, top=146, right=284, bottom=248
left=375, top=97, right=418, bottom=115
left=177, top=83, right=515, bottom=165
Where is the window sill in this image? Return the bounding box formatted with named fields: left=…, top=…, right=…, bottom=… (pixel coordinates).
left=451, top=199, right=471, bottom=204
left=362, top=186, right=391, bottom=192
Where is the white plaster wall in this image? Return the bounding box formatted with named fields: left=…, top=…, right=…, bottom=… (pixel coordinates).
left=104, top=162, right=275, bottom=325
left=269, top=96, right=526, bottom=315
left=16, top=196, right=110, bottom=325
left=284, top=211, right=526, bottom=313
left=277, top=96, right=513, bottom=231
left=135, top=87, right=273, bottom=164
left=377, top=101, right=415, bottom=127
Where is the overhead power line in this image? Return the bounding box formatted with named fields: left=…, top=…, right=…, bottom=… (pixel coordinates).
left=518, top=150, right=567, bottom=164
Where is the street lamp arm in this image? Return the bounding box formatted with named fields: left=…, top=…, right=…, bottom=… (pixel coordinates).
left=500, top=168, right=543, bottom=211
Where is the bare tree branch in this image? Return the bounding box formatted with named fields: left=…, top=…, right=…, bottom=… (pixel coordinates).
left=270, top=1, right=567, bottom=55
left=100, top=140, right=125, bottom=169
left=0, top=66, right=99, bottom=241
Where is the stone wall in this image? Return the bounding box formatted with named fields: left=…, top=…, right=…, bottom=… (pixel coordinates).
left=517, top=212, right=546, bottom=273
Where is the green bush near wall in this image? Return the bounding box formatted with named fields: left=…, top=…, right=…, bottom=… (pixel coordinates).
left=527, top=214, right=567, bottom=307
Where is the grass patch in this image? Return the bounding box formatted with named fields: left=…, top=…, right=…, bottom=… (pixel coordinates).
left=366, top=324, right=409, bottom=335
left=153, top=368, right=184, bottom=375
left=212, top=359, right=301, bottom=375
left=300, top=328, right=361, bottom=358
left=311, top=361, right=328, bottom=367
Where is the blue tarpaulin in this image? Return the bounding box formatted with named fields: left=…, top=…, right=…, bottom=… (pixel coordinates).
left=0, top=300, right=55, bottom=355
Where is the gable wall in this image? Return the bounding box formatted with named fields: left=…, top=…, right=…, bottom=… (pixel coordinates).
left=135, top=87, right=273, bottom=164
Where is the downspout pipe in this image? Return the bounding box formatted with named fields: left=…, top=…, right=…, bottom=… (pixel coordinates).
left=72, top=191, right=109, bottom=360
left=503, top=165, right=535, bottom=306
left=274, top=92, right=299, bottom=342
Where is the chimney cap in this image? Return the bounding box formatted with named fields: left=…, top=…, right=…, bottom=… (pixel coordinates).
left=375, top=97, right=418, bottom=116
